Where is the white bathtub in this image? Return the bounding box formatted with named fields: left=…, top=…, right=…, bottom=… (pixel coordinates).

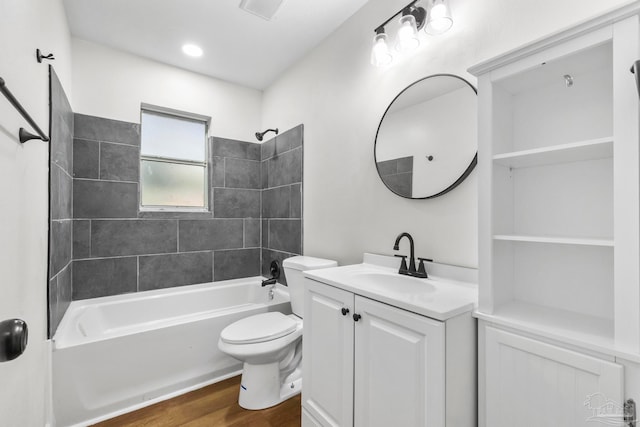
left=52, top=277, right=291, bottom=427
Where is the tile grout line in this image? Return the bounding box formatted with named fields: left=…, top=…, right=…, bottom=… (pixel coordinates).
left=88, top=219, right=92, bottom=258
left=54, top=162, right=73, bottom=181
left=136, top=256, right=140, bottom=293
left=74, top=177, right=138, bottom=185
left=73, top=135, right=140, bottom=147
left=73, top=248, right=264, bottom=262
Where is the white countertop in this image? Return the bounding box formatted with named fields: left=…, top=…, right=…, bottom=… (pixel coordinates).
left=304, top=254, right=477, bottom=321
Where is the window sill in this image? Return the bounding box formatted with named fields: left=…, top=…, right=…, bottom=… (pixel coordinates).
left=138, top=208, right=213, bottom=219
left=140, top=207, right=209, bottom=213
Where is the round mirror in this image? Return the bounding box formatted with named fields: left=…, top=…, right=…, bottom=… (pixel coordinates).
left=374, top=74, right=477, bottom=199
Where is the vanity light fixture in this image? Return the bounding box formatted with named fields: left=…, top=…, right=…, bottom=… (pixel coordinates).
left=425, top=0, right=453, bottom=35
left=396, top=10, right=421, bottom=53
left=371, top=0, right=453, bottom=67
left=182, top=43, right=203, bottom=58
left=371, top=28, right=393, bottom=67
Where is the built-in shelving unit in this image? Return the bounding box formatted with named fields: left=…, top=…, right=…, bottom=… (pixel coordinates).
left=471, top=13, right=640, bottom=354
left=471, top=6, right=640, bottom=424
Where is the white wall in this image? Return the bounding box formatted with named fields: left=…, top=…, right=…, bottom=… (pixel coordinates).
left=0, top=0, right=72, bottom=425
left=71, top=38, right=262, bottom=141
left=261, top=0, right=632, bottom=268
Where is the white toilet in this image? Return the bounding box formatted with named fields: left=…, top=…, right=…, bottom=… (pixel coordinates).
left=218, top=256, right=337, bottom=410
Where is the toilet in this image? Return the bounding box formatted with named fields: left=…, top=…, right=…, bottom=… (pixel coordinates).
left=218, top=256, right=337, bottom=410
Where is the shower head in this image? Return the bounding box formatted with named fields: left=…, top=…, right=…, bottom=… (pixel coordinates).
left=255, top=128, right=279, bottom=141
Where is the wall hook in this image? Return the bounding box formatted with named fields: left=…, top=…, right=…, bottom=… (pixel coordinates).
left=36, top=49, right=55, bottom=63
left=564, top=74, right=574, bottom=88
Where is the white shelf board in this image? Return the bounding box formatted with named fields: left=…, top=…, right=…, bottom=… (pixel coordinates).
left=493, top=137, right=613, bottom=168
left=475, top=300, right=615, bottom=356
left=493, top=234, right=614, bottom=247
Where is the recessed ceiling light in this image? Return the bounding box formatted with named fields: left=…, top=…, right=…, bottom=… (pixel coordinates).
left=182, top=44, right=203, bottom=57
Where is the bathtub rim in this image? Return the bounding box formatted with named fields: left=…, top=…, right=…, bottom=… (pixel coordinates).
left=53, top=276, right=290, bottom=349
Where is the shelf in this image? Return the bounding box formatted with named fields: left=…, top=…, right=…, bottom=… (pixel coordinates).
left=493, top=234, right=614, bottom=247
left=474, top=301, right=614, bottom=356
left=493, top=137, right=613, bottom=169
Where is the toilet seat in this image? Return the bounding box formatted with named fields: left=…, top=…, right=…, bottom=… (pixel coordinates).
left=220, top=312, right=298, bottom=344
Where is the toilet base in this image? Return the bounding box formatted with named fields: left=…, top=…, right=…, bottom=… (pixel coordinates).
left=238, top=362, right=302, bottom=410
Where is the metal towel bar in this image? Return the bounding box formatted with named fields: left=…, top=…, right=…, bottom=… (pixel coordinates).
left=0, top=76, right=49, bottom=143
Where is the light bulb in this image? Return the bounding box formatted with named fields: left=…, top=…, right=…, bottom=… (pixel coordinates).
left=426, top=0, right=453, bottom=35
left=371, top=32, right=393, bottom=67
left=396, top=14, right=420, bottom=53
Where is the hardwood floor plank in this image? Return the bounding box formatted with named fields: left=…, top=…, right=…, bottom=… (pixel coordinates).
left=92, top=376, right=301, bottom=427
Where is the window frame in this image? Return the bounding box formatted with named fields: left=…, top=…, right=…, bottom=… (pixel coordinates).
left=139, top=103, right=211, bottom=212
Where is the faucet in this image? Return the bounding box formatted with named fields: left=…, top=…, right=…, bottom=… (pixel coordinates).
left=393, top=232, right=429, bottom=278
left=261, top=277, right=277, bottom=287
left=261, top=260, right=281, bottom=287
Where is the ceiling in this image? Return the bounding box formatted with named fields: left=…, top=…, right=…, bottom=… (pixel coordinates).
left=62, top=0, right=370, bottom=90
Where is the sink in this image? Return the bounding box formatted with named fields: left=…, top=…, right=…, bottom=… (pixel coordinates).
left=303, top=254, right=477, bottom=321
left=348, top=271, right=435, bottom=294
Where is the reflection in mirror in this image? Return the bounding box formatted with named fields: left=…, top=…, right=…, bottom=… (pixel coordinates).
left=375, top=74, right=477, bottom=199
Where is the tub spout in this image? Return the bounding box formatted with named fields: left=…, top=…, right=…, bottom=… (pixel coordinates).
left=261, top=278, right=277, bottom=287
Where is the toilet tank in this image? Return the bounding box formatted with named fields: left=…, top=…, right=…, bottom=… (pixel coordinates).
left=282, top=256, right=337, bottom=318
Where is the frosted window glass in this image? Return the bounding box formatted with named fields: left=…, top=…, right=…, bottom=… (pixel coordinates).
left=141, top=111, right=206, bottom=161
left=140, top=160, right=206, bottom=207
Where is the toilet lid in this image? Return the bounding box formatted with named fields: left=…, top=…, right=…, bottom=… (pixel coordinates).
left=220, top=312, right=298, bottom=344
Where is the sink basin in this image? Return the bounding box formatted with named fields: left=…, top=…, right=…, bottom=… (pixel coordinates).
left=303, top=254, right=477, bottom=321
left=348, top=271, right=435, bottom=294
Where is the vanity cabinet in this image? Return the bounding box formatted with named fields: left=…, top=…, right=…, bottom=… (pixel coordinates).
left=302, top=277, right=475, bottom=427
left=470, top=3, right=640, bottom=426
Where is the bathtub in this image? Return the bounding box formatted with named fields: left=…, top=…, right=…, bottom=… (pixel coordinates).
left=52, top=277, right=291, bottom=427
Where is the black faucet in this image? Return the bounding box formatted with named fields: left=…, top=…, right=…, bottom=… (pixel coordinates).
left=393, top=232, right=429, bottom=278
left=261, top=277, right=277, bottom=287
left=261, top=260, right=280, bottom=286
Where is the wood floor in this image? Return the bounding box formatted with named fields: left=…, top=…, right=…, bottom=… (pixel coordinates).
left=92, top=376, right=301, bottom=427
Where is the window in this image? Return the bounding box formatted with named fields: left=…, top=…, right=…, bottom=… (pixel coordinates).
left=140, top=106, right=209, bottom=210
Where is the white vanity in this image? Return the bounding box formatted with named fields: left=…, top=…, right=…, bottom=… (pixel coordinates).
left=300, top=253, right=477, bottom=427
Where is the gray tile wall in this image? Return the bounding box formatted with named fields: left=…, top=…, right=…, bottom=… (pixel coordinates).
left=49, top=67, right=74, bottom=337
left=377, top=156, right=413, bottom=198
left=71, top=114, right=272, bottom=300
left=66, top=113, right=304, bottom=300
left=260, top=125, right=304, bottom=285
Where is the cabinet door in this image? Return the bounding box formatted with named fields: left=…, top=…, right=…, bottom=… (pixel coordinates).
left=354, top=296, right=445, bottom=427
left=303, top=279, right=355, bottom=427
left=485, top=326, right=624, bottom=427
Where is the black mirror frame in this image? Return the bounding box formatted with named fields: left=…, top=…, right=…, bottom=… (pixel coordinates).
left=374, top=73, right=478, bottom=199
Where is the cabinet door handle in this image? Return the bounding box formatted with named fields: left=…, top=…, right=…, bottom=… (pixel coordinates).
left=341, top=307, right=350, bottom=316
left=353, top=313, right=362, bottom=322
